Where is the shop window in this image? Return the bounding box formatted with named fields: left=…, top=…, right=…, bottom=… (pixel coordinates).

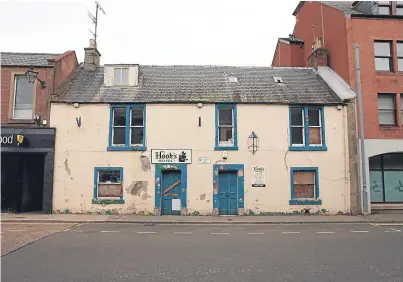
left=215, top=104, right=238, bottom=150
left=374, top=41, right=393, bottom=71
left=370, top=153, right=403, bottom=203
left=93, top=167, right=124, bottom=204
left=108, top=104, right=146, bottom=151
left=289, top=167, right=321, bottom=205
left=289, top=106, right=326, bottom=151
left=13, top=75, right=34, bottom=119
left=377, top=94, right=396, bottom=126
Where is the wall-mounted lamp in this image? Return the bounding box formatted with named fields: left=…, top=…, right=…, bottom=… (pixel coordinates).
left=247, top=131, right=259, bottom=155
left=25, top=65, right=46, bottom=88
left=76, top=116, right=82, bottom=127
left=33, top=115, right=41, bottom=127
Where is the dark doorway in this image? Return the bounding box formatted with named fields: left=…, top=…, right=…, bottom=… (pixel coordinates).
left=1, top=153, right=45, bottom=213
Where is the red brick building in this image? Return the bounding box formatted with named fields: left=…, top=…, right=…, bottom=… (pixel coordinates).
left=273, top=1, right=403, bottom=212
left=1, top=51, right=77, bottom=213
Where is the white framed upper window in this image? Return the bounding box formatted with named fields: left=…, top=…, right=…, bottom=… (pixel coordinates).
left=218, top=107, right=234, bottom=146
left=13, top=75, right=34, bottom=119
left=113, top=68, right=129, bottom=86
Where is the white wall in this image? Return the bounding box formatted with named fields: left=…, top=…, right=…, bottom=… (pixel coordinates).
left=50, top=103, right=350, bottom=214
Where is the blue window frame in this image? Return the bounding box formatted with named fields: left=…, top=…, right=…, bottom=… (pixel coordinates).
left=215, top=104, right=238, bottom=150
left=93, top=167, right=125, bottom=204
left=289, top=167, right=321, bottom=205
left=108, top=104, right=147, bottom=151
left=289, top=105, right=327, bottom=151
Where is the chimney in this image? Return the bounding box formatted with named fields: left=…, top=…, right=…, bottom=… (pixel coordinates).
left=308, top=47, right=328, bottom=70
left=83, top=39, right=101, bottom=71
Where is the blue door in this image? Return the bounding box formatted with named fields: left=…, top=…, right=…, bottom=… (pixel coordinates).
left=161, top=170, right=182, bottom=215
left=218, top=171, right=238, bottom=215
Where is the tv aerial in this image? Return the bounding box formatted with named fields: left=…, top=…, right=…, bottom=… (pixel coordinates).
left=88, top=1, right=106, bottom=45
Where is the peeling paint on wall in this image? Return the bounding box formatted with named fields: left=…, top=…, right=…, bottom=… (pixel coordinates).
left=141, top=193, right=151, bottom=200
left=126, top=181, right=148, bottom=196
left=140, top=156, right=151, bottom=171
left=64, top=158, right=73, bottom=180
left=200, top=193, right=206, bottom=200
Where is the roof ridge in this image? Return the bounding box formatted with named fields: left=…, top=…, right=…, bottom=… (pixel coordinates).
left=1, top=52, right=61, bottom=56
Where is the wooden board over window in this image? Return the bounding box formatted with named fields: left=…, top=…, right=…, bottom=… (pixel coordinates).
left=98, top=183, right=123, bottom=198
left=293, top=171, right=315, bottom=199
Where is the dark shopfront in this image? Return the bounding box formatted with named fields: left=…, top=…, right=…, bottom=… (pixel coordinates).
left=1, top=127, right=55, bottom=213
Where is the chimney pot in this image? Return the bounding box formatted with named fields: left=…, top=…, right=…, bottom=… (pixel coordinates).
left=83, top=39, right=101, bottom=71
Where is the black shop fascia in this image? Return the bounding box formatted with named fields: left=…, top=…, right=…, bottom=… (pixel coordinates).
left=1, top=127, right=55, bottom=213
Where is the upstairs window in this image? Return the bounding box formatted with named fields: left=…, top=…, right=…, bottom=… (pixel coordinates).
left=401, top=94, right=403, bottom=124
left=108, top=104, right=146, bottom=151
left=398, top=42, right=403, bottom=71
left=13, top=75, right=34, bottom=119
left=378, top=94, right=396, bottom=126
left=289, top=106, right=326, bottom=151
left=215, top=104, right=238, bottom=150
left=374, top=41, right=393, bottom=71
left=378, top=1, right=391, bottom=15
left=113, top=68, right=129, bottom=86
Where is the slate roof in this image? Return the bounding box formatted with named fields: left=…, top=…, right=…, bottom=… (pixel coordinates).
left=54, top=65, right=342, bottom=105
left=293, top=1, right=363, bottom=16
left=1, top=52, right=60, bottom=66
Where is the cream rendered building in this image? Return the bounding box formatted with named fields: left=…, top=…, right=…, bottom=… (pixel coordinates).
left=50, top=46, right=356, bottom=215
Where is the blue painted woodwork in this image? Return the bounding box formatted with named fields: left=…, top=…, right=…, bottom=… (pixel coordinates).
left=289, top=167, right=321, bottom=206
left=155, top=164, right=187, bottom=214
left=161, top=170, right=182, bottom=215
left=215, top=104, right=238, bottom=151
left=93, top=167, right=124, bottom=204
left=213, top=164, right=244, bottom=215
left=218, top=171, right=238, bottom=215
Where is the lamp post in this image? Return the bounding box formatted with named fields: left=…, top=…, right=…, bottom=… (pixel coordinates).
left=25, top=65, right=46, bottom=88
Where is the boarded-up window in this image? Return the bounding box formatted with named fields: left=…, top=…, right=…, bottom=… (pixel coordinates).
left=97, top=169, right=122, bottom=198
left=308, top=108, right=322, bottom=145
left=293, top=170, right=315, bottom=199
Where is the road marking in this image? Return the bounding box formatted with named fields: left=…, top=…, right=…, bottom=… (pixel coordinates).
left=7, top=229, right=27, bottom=232
left=385, top=228, right=401, bottom=233
left=316, top=231, right=335, bottom=234
left=137, top=231, right=157, bottom=234
left=101, top=231, right=120, bottom=233
left=210, top=232, right=229, bottom=235
left=64, top=228, right=71, bottom=232
left=76, top=224, right=82, bottom=227
left=350, top=230, right=369, bottom=233
left=373, top=223, right=403, bottom=226
left=247, top=232, right=264, bottom=235
left=282, top=231, right=300, bottom=234
left=174, top=232, right=193, bottom=235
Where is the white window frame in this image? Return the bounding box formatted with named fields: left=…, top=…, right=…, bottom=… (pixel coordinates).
left=291, top=108, right=305, bottom=146
left=308, top=108, right=323, bottom=147
left=130, top=107, right=144, bottom=146
left=12, top=74, right=34, bottom=120
left=112, top=108, right=126, bottom=146
left=218, top=108, right=234, bottom=146
left=113, top=67, right=129, bottom=86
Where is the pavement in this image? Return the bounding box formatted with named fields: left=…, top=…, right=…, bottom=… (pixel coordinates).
left=2, top=212, right=403, bottom=224
left=2, top=223, right=403, bottom=281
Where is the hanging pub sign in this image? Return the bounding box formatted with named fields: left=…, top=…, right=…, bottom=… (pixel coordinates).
left=252, top=165, right=266, bottom=187
left=151, top=149, right=192, bottom=164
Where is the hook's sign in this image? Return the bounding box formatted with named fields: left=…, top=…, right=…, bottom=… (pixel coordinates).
left=151, top=149, right=192, bottom=164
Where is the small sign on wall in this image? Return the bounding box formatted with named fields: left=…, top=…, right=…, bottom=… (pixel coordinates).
left=252, top=166, right=266, bottom=187
left=198, top=157, right=211, bottom=164
left=151, top=149, right=192, bottom=164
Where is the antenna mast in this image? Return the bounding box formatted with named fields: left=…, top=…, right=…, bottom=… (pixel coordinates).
left=88, top=1, right=106, bottom=46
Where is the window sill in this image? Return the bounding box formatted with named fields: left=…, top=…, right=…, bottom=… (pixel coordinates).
left=289, top=146, right=327, bottom=151
left=107, top=146, right=147, bottom=151
left=92, top=198, right=125, bottom=205
left=379, top=125, right=401, bottom=129
left=376, top=71, right=401, bottom=76
left=289, top=199, right=322, bottom=205
left=214, top=146, right=239, bottom=151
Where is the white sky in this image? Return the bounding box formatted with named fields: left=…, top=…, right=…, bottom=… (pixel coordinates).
left=0, top=0, right=298, bottom=66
